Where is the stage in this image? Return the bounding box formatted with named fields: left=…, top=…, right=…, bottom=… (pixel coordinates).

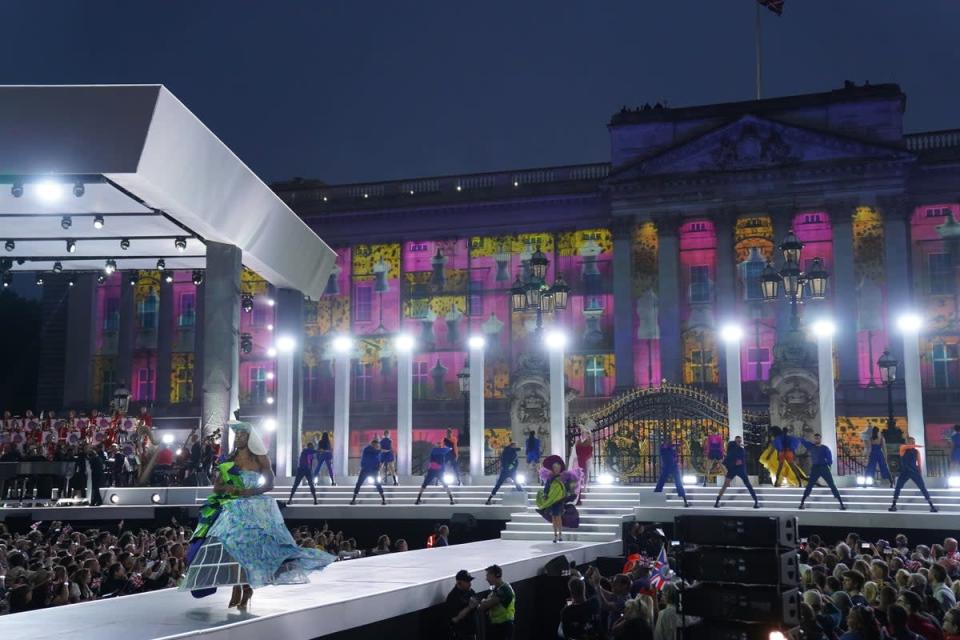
left=0, top=538, right=621, bottom=640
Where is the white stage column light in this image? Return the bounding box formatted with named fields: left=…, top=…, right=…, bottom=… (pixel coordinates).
left=395, top=334, right=415, bottom=477
left=331, top=334, right=353, bottom=478
left=898, top=313, right=926, bottom=470
left=468, top=335, right=486, bottom=478
left=545, top=330, right=568, bottom=457
left=812, top=319, right=838, bottom=460
left=720, top=324, right=744, bottom=440
left=275, top=334, right=297, bottom=477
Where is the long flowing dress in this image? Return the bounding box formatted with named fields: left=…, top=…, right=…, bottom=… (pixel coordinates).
left=180, top=463, right=335, bottom=592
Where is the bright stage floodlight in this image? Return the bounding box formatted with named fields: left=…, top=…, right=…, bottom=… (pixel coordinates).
left=811, top=318, right=836, bottom=338
left=150, top=493, right=162, bottom=504
left=720, top=324, right=743, bottom=342
left=93, top=215, right=104, bottom=229
left=897, top=313, right=923, bottom=333
left=263, top=418, right=277, bottom=432
left=161, top=433, right=174, bottom=445
left=468, top=335, right=486, bottom=350
left=682, top=474, right=697, bottom=487
left=174, top=237, right=187, bottom=252
left=266, top=396, right=275, bottom=405
left=109, top=494, right=119, bottom=504
left=394, top=333, right=415, bottom=353
left=544, top=329, right=568, bottom=351
left=598, top=473, right=615, bottom=485
left=443, top=473, right=455, bottom=485
left=276, top=335, right=296, bottom=353
left=948, top=476, right=960, bottom=488
left=516, top=473, right=526, bottom=485
left=35, top=180, right=63, bottom=203
left=332, top=334, right=354, bottom=354
left=66, top=240, right=76, bottom=253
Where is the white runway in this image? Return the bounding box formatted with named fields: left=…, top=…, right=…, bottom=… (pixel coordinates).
left=0, top=538, right=620, bottom=640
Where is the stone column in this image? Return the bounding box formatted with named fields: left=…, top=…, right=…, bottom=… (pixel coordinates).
left=901, top=323, right=927, bottom=471
left=117, top=270, right=137, bottom=393
left=201, top=242, right=242, bottom=440
left=612, top=219, right=636, bottom=390
left=275, top=288, right=305, bottom=478
left=714, top=211, right=737, bottom=324
left=722, top=329, right=744, bottom=440
left=882, top=197, right=913, bottom=363
left=155, top=276, right=174, bottom=406
left=657, top=218, right=682, bottom=384
left=468, top=341, right=486, bottom=478
left=829, top=203, right=859, bottom=385
left=63, top=274, right=96, bottom=407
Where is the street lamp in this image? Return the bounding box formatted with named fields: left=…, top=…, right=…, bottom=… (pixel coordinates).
left=457, top=363, right=470, bottom=439
left=761, top=229, right=830, bottom=329
left=510, top=244, right=569, bottom=333
left=877, top=349, right=903, bottom=443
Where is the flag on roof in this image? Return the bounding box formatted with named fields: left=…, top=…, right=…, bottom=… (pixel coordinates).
left=758, top=0, right=784, bottom=15
left=648, top=545, right=671, bottom=591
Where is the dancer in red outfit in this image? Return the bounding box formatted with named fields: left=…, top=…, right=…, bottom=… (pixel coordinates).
left=570, top=427, right=593, bottom=506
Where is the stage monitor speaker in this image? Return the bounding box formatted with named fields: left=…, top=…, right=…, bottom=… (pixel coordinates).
left=681, top=583, right=799, bottom=626
left=450, top=513, right=477, bottom=531
left=543, top=555, right=570, bottom=577
left=680, top=548, right=799, bottom=586
left=675, top=515, right=797, bottom=548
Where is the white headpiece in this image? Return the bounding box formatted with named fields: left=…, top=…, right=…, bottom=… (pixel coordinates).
left=229, top=421, right=267, bottom=456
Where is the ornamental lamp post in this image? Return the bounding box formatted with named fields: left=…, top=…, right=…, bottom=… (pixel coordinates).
left=877, top=349, right=904, bottom=443
left=457, top=363, right=470, bottom=438
left=761, top=229, right=830, bottom=330
left=510, top=244, right=568, bottom=333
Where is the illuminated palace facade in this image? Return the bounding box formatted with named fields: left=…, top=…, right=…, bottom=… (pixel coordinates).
left=43, top=83, right=960, bottom=461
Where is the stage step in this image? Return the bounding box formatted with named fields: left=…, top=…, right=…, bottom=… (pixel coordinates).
left=658, top=486, right=957, bottom=513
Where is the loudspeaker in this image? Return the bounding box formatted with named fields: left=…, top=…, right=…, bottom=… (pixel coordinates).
left=681, top=584, right=799, bottom=625
left=543, top=554, right=570, bottom=577
left=675, top=515, right=797, bottom=548
left=680, top=548, right=799, bottom=586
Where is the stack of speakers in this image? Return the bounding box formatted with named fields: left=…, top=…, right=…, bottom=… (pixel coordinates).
left=675, top=515, right=800, bottom=640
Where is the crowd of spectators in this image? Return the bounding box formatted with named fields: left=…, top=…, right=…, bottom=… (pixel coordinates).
left=0, top=519, right=411, bottom=616
left=796, top=531, right=960, bottom=640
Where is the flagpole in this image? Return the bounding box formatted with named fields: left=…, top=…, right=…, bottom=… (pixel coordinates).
left=755, top=1, right=763, bottom=100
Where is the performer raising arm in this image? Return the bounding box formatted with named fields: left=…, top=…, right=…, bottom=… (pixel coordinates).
left=653, top=438, right=689, bottom=508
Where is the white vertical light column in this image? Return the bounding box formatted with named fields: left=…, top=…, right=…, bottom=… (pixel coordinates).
left=812, top=319, right=838, bottom=458
left=331, top=335, right=353, bottom=478
left=720, top=324, right=744, bottom=440
left=898, top=314, right=926, bottom=470
left=275, top=342, right=295, bottom=477
left=395, top=334, right=415, bottom=477
left=468, top=336, right=486, bottom=478
left=545, top=330, right=568, bottom=457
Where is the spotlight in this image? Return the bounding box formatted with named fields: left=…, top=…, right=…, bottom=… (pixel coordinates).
left=0, top=258, right=9, bottom=270
left=855, top=475, right=867, bottom=487
left=175, top=449, right=182, bottom=456
left=120, top=238, right=130, bottom=250
left=811, top=318, right=836, bottom=338
left=164, top=273, right=173, bottom=283
left=240, top=333, right=253, bottom=354
left=897, top=313, right=923, bottom=333
left=267, top=347, right=278, bottom=358
left=191, top=270, right=203, bottom=285
left=35, top=180, right=63, bottom=203
left=266, top=323, right=274, bottom=331
left=241, top=294, right=254, bottom=313
left=266, top=298, right=275, bottom=307
left=769, top=632, right=788, bottom=640
left=156, top=259, right=166, bottom=271
left=93, top=215, right=104, bottom=229
left=266, top=396, right=275, bottom=405
left=73, top=181, right=85, bottom=198
left=332, top=334, right=354, bottom=353
left=682, top=474, right=697, bottom=486
left=10, top=182, right=23, bottom=198
left=60, top=215, right=72, bottom=230
left=67, top=276, right=76, bottom=287
left=128, top=274, right=137, bottom=287
left=266, top=371, right=275, bottom=381
left=948, top=476, right=960, bottom=488
left=109, top=494, right=119, bottom=504
left=174, top=237, right=187, bottom=252
left=468, top=335, right=486, bottom=350
left=1, top=273, right=10, bottom=288
left=161, top=433, right=174, bottom=445
left=720, top=324, right=743, bottom=342
left=263, top=418, right=277, bottom=432
left=52, top=261, right=62, bottom=274
left=544, top=329, right=568, bottom=351
left=4, top=240, right=14, bottom=252
left=66, top=240, right=76, bottom=253
left=394, top=333, right=415, bottom=352
left=277, top=335, right=296, bottom=353
left=598, top=473, right=615, bottom=485
left=866, top=476, right=874, bottom=486
left=104, top=259, right=116, bottom=275
left=35, top=275, right=44, bottom=286
left=96, top=273, right=106, bottom=285
left=257, top=475, right=267, bottom=487
left=443, top=473, right=455, bottom=485
left=516, top=473, right=526, bottom=485
left=150, top=493, right=161, bottom=504
left=456, top=185, right=462, bottom=192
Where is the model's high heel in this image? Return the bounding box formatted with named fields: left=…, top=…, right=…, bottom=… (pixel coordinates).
left=237, top=586, right=253, bottom=611
left=228, top=585, right=242, bottom=609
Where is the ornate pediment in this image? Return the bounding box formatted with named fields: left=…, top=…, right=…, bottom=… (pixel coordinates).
left=614, top=114, right=912, bottom=179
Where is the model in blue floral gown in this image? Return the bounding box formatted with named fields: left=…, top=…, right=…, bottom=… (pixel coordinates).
left=180, top=422, right=335, bottom=609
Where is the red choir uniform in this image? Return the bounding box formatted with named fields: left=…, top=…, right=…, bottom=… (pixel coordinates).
left=575, top=439, right=593, bottom=472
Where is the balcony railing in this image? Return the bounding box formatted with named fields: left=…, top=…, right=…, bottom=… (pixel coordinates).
left=905, top=129, right=960, bottom=152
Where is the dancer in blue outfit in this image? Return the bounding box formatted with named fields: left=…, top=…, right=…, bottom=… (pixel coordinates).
left=180, top=422, right=336, bottom=609
left=287, top=440, right=319, bottom=505
left=798, top=433, right=846, bottom=511
left=379, top=429, right=398, bottom=486
left=889, top=438, right=938, bottom=513
left=316, top=431, right=336, bottom=486
left=713, top=435, right=759, bottom=509
left=864, top=426, right=893, bottom=488
left=653, top=439, right=689, bottom=507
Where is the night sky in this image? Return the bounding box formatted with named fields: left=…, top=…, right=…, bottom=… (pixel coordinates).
left=2, top=1, right=959, bottom=185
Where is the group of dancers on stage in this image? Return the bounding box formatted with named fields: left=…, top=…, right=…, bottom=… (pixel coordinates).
left=653, top=425, right=939, bottom=512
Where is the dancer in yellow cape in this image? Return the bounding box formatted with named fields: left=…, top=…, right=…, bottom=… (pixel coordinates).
left=759, top=426, right=807, bottom=487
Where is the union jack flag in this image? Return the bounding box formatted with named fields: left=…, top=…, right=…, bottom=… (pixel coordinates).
left=758, top=0, right=784, bottom=15
left=648, top=545, right=671, bottom=591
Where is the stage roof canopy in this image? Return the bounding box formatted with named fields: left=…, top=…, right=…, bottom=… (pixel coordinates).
left=0, top=85, right=335, bottom=298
